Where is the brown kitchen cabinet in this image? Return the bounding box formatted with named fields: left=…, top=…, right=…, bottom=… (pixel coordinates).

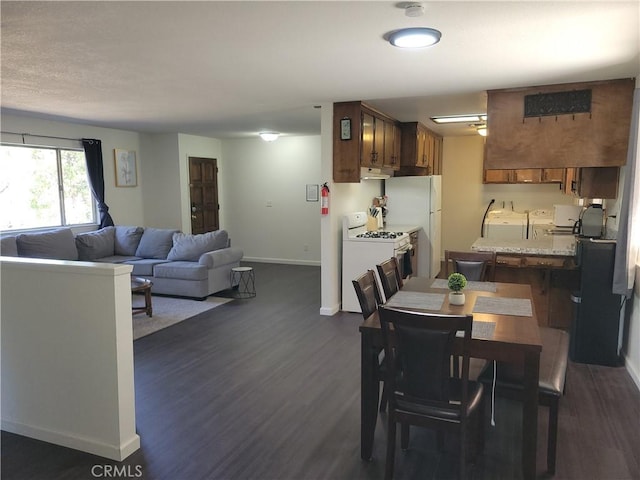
left=382, top=119, right=402, bottom=170
left=483, top=168, right=564, bottom=184
left=433, top=136, right=443, bottom=175
left=563, top=167, right=619, bottom=199
left=541, top=168, right=564, bottom=183
left=333, top=101, right=400, bottom=182
left=360, top=111, right=377, bottom=168
left=494, top=253, right=578, bottom=328
left=397, top=121, right=442, bottom=176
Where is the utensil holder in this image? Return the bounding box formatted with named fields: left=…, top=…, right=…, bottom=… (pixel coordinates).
left=366, top=216, right=378, bottom=232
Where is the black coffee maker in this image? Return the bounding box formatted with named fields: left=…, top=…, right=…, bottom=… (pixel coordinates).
left=572, top=203, right=604, bottom=238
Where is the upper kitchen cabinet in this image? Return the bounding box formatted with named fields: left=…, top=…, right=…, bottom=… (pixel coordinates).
left=483, top=168, right=564, bottom=184
left=333, top=101, right=400, bottom=183
left=484, top=78, right=635, bottom=169
left=397, top=122, right=443, bottom=176
left=563, top=167, right=619, bottom=199
left=383, top=120, right=402, bottom=170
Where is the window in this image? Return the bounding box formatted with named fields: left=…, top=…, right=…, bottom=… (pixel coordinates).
left=0, top=144, right=96, bottom=231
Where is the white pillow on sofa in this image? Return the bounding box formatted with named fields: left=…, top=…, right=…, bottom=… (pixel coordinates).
left=167, top=230, right=229, bottom=262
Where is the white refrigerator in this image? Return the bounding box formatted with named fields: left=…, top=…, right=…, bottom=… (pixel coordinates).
left=384, top=175, right=442, bottom=278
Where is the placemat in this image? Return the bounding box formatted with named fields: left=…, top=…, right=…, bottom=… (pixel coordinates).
left=430, top=278, right=497, bottom=292
left=456, top=321, right=496, bottom=340
left=386, top=291, right=445, bottom=311
left=472, top=296, right=533, bottom=317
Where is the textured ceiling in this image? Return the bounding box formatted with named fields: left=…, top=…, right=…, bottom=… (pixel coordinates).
left=1, top=1, right=639, bottom=138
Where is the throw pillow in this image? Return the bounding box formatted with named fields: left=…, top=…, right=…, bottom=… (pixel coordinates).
left=1, top=236, right=18, bottom=257
left=135, top=228, right=180, bottom=259
left=75, top=227, right=115, bottom=261
left=167, top=230, right=229, bottom=262
left=16, top=228, right=78, bottom=260
left=114, top=226, right=144, bottom=256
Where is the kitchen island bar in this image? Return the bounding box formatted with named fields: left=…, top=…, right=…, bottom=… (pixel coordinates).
left=472, top=236, right=578, bottom=327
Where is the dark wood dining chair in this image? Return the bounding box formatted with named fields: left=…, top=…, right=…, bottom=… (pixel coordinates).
left=477, top=326, right=569, bottom=475
left=444, top=250, right=497, bottom=378
left=376, top=257, right=403, bottom=301
left=352, top=270, right=390, bottom=412
left=352, top=270, right=382, bottom=319
left=445, top=250, right=497, bottom=282
left=378, top=305, right=485, bottom=480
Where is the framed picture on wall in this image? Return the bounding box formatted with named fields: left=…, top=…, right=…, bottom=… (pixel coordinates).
left=114, top=149, right=138, bottom=187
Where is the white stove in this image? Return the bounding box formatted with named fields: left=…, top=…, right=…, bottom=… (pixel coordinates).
left=343, top=211, right=410, bottom=244
left=342, top=212, right=411, bottom=312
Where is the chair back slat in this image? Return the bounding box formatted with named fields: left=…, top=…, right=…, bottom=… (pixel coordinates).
left=445, top=250, right=497, bottom=282
left=376, top=257, right=402, bottom=301
left=352, top=270, right=382, bottom=319
left=395, top=324, right=453, bottom=402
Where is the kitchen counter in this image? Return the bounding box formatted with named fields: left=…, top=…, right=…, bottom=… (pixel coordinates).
left=471, top=235, right=579, bottom=329
left=471, top=235, right=577, bottom=256
left=384, top=224, right=420, bottom=234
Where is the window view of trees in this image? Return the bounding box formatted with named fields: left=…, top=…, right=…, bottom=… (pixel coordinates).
left=0, top=145, right=96, bottom=231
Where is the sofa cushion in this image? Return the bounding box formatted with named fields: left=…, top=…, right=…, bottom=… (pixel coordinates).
left=167, top=230, right=229, bottom=262
left=75, top=227, right=115, bottom=261
left=1, top=236, right=18, bottom=257
left=94, top=255, right=142, bottom=264
left=135, top=228, right=179, bottom=259
left=16, top=228, right=78, bottom=260
left=198, top=246, right=243, bottom=268
left=126, top=258, right=170, bottom=276
left=154, top=261, right=208, bottom=281
left=114, top=226, right=144, bottom=256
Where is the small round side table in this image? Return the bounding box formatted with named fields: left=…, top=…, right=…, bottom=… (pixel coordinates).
left=230, top=266, right=256, bottom=299
left=131, top=277, right=153, bottom=317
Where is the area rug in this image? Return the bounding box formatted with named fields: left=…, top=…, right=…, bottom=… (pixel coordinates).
left=132, top=294, right=232, bottom=340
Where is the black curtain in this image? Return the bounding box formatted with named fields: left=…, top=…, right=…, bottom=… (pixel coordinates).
left=82, top=138, right=114, bottom=228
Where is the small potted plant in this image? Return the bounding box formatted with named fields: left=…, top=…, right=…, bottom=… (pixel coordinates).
left=447, top=272, right=467, bottom=306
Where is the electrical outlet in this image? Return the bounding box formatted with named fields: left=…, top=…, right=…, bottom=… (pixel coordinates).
left=266, top=200, right=273, bottom=207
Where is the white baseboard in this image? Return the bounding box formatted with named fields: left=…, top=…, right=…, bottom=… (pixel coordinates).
left=624, top=354, right=640, bottom=392
left=1, top=419, right=140, bottom=461
left=242, top=256, right=320, bottom=267
left=320, top=304, right=340, bottom=316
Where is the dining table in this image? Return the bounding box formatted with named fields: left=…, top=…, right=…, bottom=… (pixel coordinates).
left=359, top=276, right=542, bottom=480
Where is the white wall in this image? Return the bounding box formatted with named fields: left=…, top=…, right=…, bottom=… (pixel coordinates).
left=626, top=266, right=640, bottom=390
left=1, top=257, right=139, bottom=460
left=139, top=133, right=181, bottom=229
left=442, top=136, right=575, bottom=253
left=221, top=135, right=323, bottom=265
left=0, top=113, right=145, bottom=227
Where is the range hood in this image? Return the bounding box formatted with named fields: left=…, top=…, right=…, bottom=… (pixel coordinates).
left=360, top=167, right=393, bottom=180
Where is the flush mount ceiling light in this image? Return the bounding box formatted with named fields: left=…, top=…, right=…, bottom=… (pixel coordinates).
left=387, top=27, right=441, bottom=48
left=387, top=3, right=441, bottom=48
left=430, top=114, right=487, bottom=124
left=259, top=132, right=280, bottom=142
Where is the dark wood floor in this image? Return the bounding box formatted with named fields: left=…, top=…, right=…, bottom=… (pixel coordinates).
left=3, top=263, right=640, bottom=479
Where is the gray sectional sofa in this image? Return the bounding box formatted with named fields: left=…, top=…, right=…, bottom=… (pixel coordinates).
left=0, top=226, right=244, bottom=299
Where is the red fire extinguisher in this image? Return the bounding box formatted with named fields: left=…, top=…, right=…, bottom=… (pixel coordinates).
left=321, top=182, right=330, bottom=215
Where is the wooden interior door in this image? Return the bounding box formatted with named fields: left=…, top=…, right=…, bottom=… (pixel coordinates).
left=189, top=157, right=219, bottom=234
